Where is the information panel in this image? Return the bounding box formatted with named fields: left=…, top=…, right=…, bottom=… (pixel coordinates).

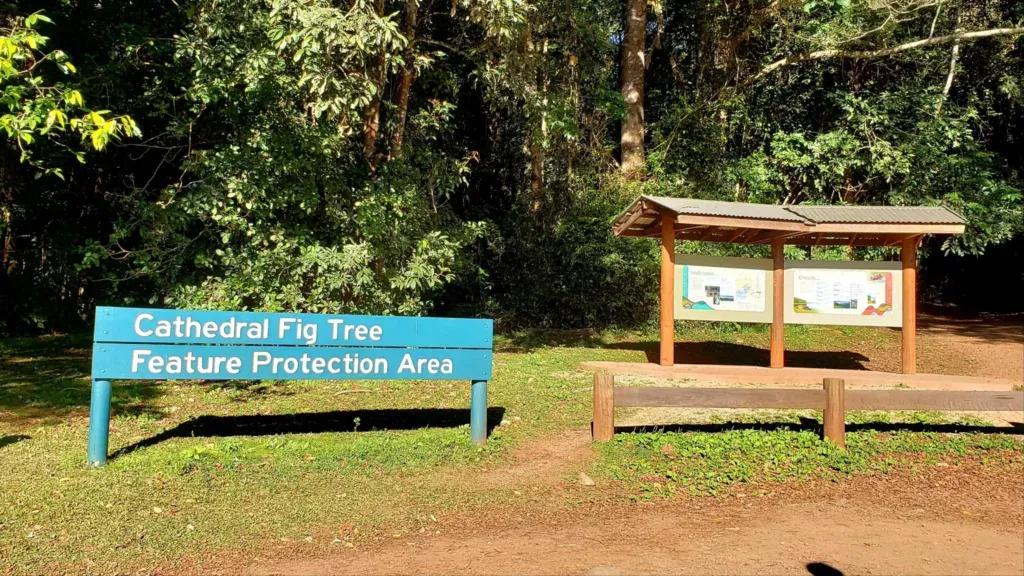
left=682, top=264, right=766, bottom=312
left=674, top=255, right=773, bottom=323
left=674, top=256, right=902, bottom=327
left=792, top=270, right=892, bottom=316
left=784, top=261, right=902, bottom=327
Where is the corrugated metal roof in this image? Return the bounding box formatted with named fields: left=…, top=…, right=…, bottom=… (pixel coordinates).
left=644, top=196, right=806, bottom=222
left=786, top=205, right=965, bottom=225
left=640, top=196, right=965, bottom=225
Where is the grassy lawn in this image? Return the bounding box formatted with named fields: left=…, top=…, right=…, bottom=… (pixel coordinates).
left=1, top=324, right=1021, bottom=573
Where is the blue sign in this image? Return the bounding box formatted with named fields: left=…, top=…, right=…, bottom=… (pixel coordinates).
left=94, top=307, right=493, bottom=348
left=92, top=344, right=492, bottom=380
left=87, top=307, right=494, bottom=467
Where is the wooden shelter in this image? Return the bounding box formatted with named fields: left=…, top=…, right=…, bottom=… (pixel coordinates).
left=613, top=196, right=966, bottom=374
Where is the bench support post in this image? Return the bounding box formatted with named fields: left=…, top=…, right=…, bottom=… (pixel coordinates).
left=470, top=380, right=488, bottom=446
left=593, top=373, right=615, bottom=441
left=823, top=377, right=846, bottom=448
left=87, top=379, right=112, bottom=467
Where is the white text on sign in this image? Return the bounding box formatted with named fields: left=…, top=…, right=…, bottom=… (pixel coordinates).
left=129, top=349, right=455, bottom=376
left=132, top=313, right=384, bottom=345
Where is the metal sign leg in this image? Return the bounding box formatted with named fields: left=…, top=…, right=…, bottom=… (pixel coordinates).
left=470, top=380, right=488, bottom=446
left=87, top=379, right=112, bottom=467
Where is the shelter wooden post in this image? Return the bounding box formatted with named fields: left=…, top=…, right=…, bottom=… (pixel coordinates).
left=660, top=215, right=675, bottom=366
left=822, top=378, right=846, bottom=448
left=770, top=235, right=785, bottom=368
left=901, top=236, right=918, bottom=375
left=593, top=373, right=615, bottom=441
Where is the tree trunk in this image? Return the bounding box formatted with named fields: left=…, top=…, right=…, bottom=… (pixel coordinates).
left=531, top=38, right=549, bottom=210
left=936, top=11, right=962, bottom=118
left=530, top=138, right=544, bottom=206
left=1, top=180, right=16, bottom=332
left=620, top=0, right=646, bottom=176
left=389, top=0, right=419, bottom=158
left=1, top=199, right=11, bottom=275
left=363, top=0, right=387, bottom=161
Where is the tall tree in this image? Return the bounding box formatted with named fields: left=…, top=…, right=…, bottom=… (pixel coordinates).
left=363, top=0, right=388, bottom=161
left=389, top=0, right=419, bottom=158
left=620, top=0, right=646, bottom=175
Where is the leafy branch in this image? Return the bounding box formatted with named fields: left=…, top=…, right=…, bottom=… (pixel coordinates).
left=1, top=10, right=140, bottom=176
left=748, top=27, right=1024, bottom=84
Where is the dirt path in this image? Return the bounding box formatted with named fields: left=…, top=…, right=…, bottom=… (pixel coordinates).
left=480, top=429, right=594, bottom=487
left=246, top=461, right=1024, bottom=576
left=917, top=313, right=1024, bottom=382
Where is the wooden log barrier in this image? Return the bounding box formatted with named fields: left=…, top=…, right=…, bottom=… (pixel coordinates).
left=592, top=374, right=1024, bottom=445
left=613, top=387, right=823, bottom=409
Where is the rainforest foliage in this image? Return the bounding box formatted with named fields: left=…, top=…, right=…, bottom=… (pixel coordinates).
left=1, top=0, right=1021, bottom=332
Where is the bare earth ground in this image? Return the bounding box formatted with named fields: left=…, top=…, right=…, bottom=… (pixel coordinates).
left=258, top=505, right=1024, bottom=576
left=245, top=446, right=1024, bottom=576
left=228, top=316, right=1024, bottom=576
left=916, top=312, right=1024, bottom=382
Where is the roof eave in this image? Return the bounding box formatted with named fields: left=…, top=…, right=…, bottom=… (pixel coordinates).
left=612, top=195, right=968, bottom=239
left=610, top=196, right=652, bottom=236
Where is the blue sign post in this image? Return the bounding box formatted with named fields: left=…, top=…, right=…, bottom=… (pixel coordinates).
left=88, top=307, right=494, bottom=467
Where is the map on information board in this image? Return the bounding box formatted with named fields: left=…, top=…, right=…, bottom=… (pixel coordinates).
left=681, top=265, right=766, bottom=312
left=792, top=270, right=893, bottom=316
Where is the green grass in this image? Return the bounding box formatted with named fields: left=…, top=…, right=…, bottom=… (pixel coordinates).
left=0, top=333, right=634, bottom=572
left=0, top=326, right=1020, bottom=573
left=597, top=426, right=1023, bottom=500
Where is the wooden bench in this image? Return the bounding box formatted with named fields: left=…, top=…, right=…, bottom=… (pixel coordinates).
left=88, top=306, right=493, bottom=467
left=592, top=374, right=1024, bottom=446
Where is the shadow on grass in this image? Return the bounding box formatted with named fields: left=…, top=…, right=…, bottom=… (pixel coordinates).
left=111, top=407, right=507, bottom=459
left=613, top=417, right=1024, bottom=436
left=499, top=329, right=873, bottom=370
left=606, top=341, right=872, bottom=370
left=499, top=329, right=607, bottom=352
left=0, top=334, right=165, bottom=421
left=0, top=435, right=30, bottom=449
